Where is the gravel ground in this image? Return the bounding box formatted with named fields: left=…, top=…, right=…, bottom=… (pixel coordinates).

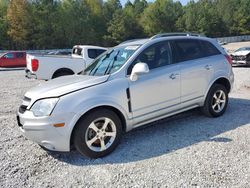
left=0, top=67, right=250, bottom=187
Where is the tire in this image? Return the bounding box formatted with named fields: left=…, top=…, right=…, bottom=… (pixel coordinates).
left=52, top=70, right=73, bottom=79
left=73, top=109, right=122, bottom=158
left=202, top=84, right=228, bottom=117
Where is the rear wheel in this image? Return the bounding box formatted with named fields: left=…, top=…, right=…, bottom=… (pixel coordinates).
left=73, top=109, right=122, bottom=158
left=202, top=84, right=228, bottom=117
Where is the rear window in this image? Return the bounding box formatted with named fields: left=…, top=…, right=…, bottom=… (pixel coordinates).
left=72, top=47, right=82, bottom=56
left=173, top=39, right=204, bottom=62
left=16, top=52, right=24, bottom=58
left=88, top=49, right=106, bottom=59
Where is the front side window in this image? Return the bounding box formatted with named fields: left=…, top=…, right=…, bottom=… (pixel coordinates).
left=4, top=53, right=14, bottom=59
left=173, top=39, right=204, bottom=62
left=83, top=46, right=139, bottom=76
left=127, top=41, right=172, bottom=74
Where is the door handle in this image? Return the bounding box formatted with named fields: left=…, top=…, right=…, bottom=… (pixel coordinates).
left=205, top=65, right=212, bottom=70
left=169, top=73, right=179, bottom=80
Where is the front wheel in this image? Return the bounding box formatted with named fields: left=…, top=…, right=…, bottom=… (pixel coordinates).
left=73, top=109, right=122, bottom=158
left=202, top=84, right=228, bottom=117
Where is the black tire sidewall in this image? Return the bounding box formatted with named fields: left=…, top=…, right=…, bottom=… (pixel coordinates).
left=206, top=84, right=228, bottom=117
left=73, top=109, right=122, bottom=158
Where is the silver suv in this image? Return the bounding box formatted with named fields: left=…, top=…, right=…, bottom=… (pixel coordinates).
left=17, top=33, right=234, bottom=158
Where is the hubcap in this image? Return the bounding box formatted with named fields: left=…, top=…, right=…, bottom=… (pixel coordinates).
left=212, top=90, right=226, bottom=113
left=85, top=117, right=117, bottom=152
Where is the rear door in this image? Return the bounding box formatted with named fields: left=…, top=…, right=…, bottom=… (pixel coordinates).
left=16, top=52, right=26, bottom=66
left=172, top=39, right=220, bottom=103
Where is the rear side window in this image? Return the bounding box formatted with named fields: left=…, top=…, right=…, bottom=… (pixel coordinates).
left=16, top=52, right=24, bottom=58
left=88, top=49, right=106, bottom=59
left=200, top=40, right=221, bottom=57
left=173, top=39, right=204, bottom=62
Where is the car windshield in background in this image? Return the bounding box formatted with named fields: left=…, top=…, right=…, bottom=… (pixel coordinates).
left=83, top=45, right=139, bottom=76
left=236, top=47, right=250, bottom=52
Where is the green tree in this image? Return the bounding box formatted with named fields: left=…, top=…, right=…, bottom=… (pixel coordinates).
left=0, top=0, right=9, bottom=49
left=103, top=0, right=122, bottom=21
left=30, top=0, right=60, bottom=49
left=105, top=6, right=144, bottom=45
left=235, top=0, right=250, bottom=35
left=85, top=0, right=106, bottom=45
left=7, top=0, right=32, bottom=49
left=56, top=0, right=92, bottom=47
left=141, top=0, right=183, bottom=36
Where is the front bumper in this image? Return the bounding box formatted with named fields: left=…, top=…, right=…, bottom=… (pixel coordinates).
left=25, top=68, right=37, bottom=79
left=17, top=110, right=76, bottom=152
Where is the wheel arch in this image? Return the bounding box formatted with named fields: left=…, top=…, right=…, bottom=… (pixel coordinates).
left=205, top=77, right=231, bottom=101
left=69, top=105, right=127, bottom=149
left=52, top=68, right=74, bottom=79
left=212, top=77, right=231, bottom=93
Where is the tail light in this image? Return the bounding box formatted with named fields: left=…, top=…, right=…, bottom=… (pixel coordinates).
left=31, top=59, right=39, bottom=71
left=225, top=55, right=233, bottom=65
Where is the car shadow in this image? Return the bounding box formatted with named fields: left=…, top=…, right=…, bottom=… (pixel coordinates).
left=49, top=97, right=250, bottom=165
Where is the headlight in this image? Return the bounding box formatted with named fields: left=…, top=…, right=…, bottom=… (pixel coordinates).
left=30, top=98, right=59, bottom=117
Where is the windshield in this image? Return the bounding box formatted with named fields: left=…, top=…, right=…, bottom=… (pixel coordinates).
left=83, top=45, right=139, bottom=76
left=236, top=47, right=250, bottom=52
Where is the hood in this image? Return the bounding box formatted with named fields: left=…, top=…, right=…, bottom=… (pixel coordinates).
left=232, top=50, right=250, bottom=56
left=25, top=75, right=109, bottom=100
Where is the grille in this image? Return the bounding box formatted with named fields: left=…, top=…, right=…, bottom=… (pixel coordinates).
left=232, top=55, right=246, bottom=61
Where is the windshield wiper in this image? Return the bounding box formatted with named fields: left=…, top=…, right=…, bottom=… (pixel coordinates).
left=89, top=50, right=114, bottom=76
left=104, top=50, right=120, bottom=75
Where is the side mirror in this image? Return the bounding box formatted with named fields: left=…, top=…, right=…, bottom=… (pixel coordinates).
left=130, top=62, right=149, bottom=81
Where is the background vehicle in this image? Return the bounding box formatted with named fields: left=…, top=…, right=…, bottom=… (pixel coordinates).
left=231, top=47, right=250, bottom=66
left=18, top=33, right=234, bottom=158
left=26, top=45, right=107, bottom=80
left=0, top=51, right=26, bottom=67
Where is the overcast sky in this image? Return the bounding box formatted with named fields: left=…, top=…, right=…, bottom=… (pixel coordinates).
left=119, top=0, right=189, bottom=6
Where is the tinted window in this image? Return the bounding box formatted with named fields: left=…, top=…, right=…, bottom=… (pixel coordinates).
left=200, top=41, right=221, bottom=56
left=127, top=42, right=172, bottom=74
left=96, top=49, right=106, bottom=56
left=173, top=39, right=204, bottom=62
left=88, top=49, right=106, bottom=59
left=16, top=52, right=24, bottom=58
left=88, top=49, right=97, bottom=59
left=4, top=53, right=14, bottom=59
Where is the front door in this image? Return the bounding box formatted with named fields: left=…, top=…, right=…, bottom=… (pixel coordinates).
left=127, top=41, right=181, bottom=124
left=2, top=53, right=15, bottom=67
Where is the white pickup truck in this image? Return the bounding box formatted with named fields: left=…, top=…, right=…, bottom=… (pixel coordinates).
left=26, top=45, right=107, bottom=80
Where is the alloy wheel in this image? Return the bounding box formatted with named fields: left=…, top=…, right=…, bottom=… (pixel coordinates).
left=85, top=117, right=117, bottom=152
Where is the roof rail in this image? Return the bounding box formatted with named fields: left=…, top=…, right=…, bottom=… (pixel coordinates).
left=119, top=38, right=147, bottom=45
left=150, top=32, right=204, bottom=40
